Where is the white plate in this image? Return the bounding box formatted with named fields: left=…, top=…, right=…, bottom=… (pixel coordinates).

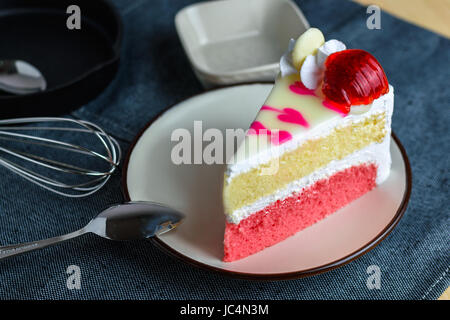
left=123, top=84, right=411, bottom=280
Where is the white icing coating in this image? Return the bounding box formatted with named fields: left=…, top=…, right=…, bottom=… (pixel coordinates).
left=226, top=134, right=392, bottom=224
left=225, top=85, right=394, bottom=183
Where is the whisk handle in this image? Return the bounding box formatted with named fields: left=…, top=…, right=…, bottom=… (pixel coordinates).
left=0, top=228, right=86, bottom=260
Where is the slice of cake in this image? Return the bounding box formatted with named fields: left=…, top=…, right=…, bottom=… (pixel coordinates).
left=222, top=28, right=394, bottom=262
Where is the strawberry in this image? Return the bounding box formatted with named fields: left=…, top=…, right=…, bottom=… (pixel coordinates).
left=322, top=49, right=389, bottom=111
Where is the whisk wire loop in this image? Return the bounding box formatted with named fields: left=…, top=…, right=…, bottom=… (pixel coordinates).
left=0, top=117, right=122, bottom=197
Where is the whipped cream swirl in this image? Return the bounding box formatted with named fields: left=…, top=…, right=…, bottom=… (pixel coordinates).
left=279, top=38, right=346, bottom=90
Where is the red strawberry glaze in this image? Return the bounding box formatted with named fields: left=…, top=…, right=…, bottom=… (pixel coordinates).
left=223, top=163, right=378, bottom=262
left=322, top=49, right=389, bottom=111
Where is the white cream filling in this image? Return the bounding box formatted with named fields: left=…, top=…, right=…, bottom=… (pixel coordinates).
left=225, top=86, right=394, bottom=183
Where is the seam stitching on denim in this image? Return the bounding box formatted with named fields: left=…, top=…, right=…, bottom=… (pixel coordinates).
left=421, top=265, right=450, bottom=300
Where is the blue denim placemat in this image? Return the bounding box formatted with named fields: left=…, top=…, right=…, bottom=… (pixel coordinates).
left=0, top=0, right=448, bottom=300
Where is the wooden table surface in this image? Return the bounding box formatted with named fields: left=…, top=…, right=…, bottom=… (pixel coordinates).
left=355, top=0, right=450, bottom=38
left=353, top=0, right=450, bottom=300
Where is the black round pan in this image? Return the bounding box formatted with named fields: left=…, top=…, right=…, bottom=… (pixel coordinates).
left=0, top=0, right=122, bottom=118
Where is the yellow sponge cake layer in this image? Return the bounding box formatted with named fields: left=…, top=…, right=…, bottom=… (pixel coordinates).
left=223, top=112, right=387, bottom=214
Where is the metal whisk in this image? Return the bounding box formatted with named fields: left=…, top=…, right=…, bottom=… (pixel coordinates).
left=0, top=117, right=121, bottom=198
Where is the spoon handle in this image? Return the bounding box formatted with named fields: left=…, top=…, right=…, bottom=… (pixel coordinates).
left=0, top=229, right=86, bottom=260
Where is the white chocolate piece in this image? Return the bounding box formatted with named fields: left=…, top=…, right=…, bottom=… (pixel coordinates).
left=292, top=28, right=325, bottom=70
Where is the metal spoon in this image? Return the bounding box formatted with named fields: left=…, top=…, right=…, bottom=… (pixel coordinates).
left=0, top=201, right=185, bottom=260
left=0, top=60, right=47, bottom=95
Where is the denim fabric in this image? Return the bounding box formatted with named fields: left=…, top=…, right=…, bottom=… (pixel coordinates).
left=0, top=0, right=448, bottom=300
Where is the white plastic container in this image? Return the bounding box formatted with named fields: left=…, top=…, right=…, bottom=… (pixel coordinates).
left=175, top=0, right=309, bottom=88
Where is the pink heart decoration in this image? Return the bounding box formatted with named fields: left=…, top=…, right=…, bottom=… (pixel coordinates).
left=260, top=105, right=281, bottom=112
left=277, top=108, right=309, bottom=127
left=248, top=121, right=292, bottom=145
left=289, top=81, right=317, bottom=96
left=248, top=121, right=268, bottom=134
left=270, top=130, right=292, bottom=145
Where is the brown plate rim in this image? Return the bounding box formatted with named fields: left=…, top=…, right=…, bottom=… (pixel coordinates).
left=121, top=82, right=412, bottom=281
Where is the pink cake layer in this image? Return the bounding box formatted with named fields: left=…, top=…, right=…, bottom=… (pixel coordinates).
left=223, top=163, right=378, bottom=262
